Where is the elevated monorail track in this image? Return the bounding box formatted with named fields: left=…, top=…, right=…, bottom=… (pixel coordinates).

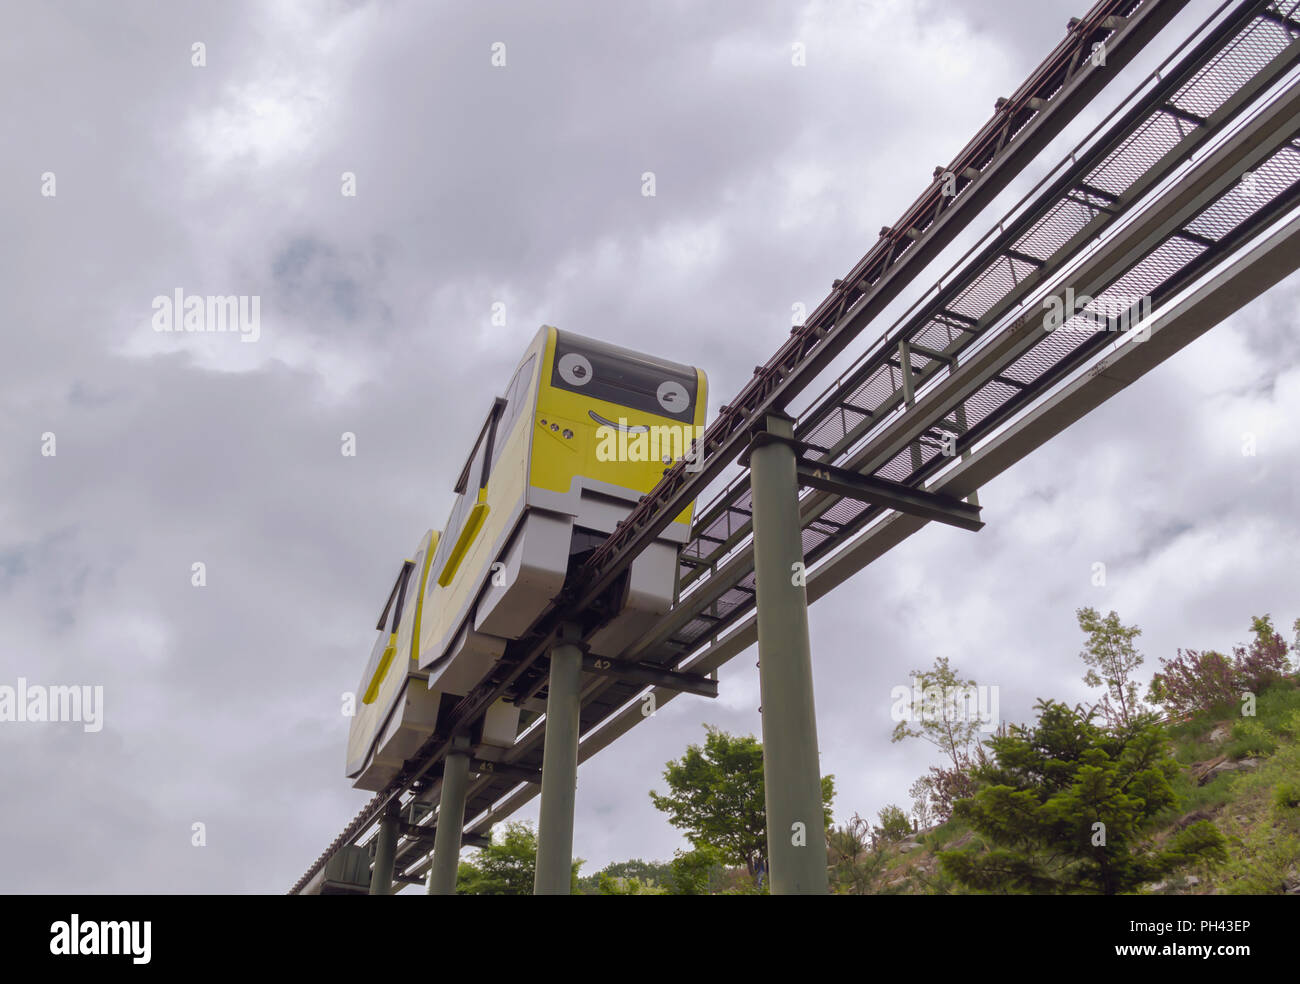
left=291, top=0, right=1300, bottom=894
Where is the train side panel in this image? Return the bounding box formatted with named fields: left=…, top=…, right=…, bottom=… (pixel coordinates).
left=417, top=331, right=545, bottom=684
left=346, top=532, right=437, bottom=790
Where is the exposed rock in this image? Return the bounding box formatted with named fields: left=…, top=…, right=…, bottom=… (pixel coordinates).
left=1284, top=868, right=1300, bottom=896
left=1174, top=809, right=1212, bottom=830
left=1193, top=755, right=1260, bottom=785
left=1193, top=755, right=1227, bottom=785
left=1208, top=723, right=1231, bottom=743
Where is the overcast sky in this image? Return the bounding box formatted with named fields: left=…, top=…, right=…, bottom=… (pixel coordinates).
left=2, top=0, right=1297, bottom=893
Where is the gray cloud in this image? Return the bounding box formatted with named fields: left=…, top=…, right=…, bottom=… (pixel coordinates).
left=1, top=0, right=1295, bottom=892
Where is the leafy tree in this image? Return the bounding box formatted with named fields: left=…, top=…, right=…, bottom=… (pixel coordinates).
left=1077, top=608, right=1146, bottom=728
left=596, top=872, right=666, bottom=895
left=908, top=776, right=934, bottom=830
left=1147, top=649, right=1237, bottom=719
left=456, top=821, right=581, bottom=895
left=649, top=725, right=834, bottom=883
left=1148, top=615, right=1294, bottom=719
left=1238, top=615, right=1293, bottom=692
left=891, top=656, right=985, bottom=771
left=873, top=804, right=913, bottom=845
left=939, top=700, right=1226, bottom=894
left=578, top=858, right=671, bottom=894
left=666, top=845, right=726, bottom=895
left=919, top=744, right=994, bottom=824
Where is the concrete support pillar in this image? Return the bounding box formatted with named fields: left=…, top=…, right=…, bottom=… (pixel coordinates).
left=533, top=626, right=583, bottom=895
left=749, top=412, right=829, bottom=895
left=427, top=738, right=472, bottom=895
left=368, top=804, right=399, bottom=895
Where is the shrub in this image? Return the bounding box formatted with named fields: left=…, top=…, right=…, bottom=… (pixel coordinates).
left=923, top=744, right=991, bottom=823
left=1149, top=649, right=1237, bottom=719
left=873, top=804, right=913, bottom=845
left=1226, top=719, right=1276, bottom=759
left=1273, top=782, right=1300, bottom=811
left=1148, top=615, right=1294, bottom=719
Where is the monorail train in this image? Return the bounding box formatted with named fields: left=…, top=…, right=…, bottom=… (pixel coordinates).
left=346, top=326, right=707, bottom=790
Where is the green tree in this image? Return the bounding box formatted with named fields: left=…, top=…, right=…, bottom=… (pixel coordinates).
left=908, top=776, right=934, bottom=830
left=890, top=656, right=985, bottom=771
left=939, top=699, right=1226, bottom=894
left=666, top=844, right=726, bottom=895
left=873, top=804, right=913, bottom=845
left=578, top=858, right=672, bottom=895
left=1077, top=607, right=1146, bottom=728
left=1147, top=614, right=1294, bottom=719
left=596, top=872, right=667, bottom=895
left=649, top=725, right=834, bottom=883
left=456, top=821, right=581, bottom=894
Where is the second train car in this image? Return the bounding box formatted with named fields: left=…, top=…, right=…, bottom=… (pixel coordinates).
left=346, top=326, right=707, bottom=790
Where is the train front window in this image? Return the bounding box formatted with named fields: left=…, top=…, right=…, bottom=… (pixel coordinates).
left=550, top=332, right=696, bottom=424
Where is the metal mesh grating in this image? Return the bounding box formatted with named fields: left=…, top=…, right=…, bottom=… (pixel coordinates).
left=677, top=4, right=1300, bottom=650
left=1172, top=10, right=1296, bottom=118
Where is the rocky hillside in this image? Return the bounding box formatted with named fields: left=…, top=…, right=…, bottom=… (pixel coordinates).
left=844, top=677, right=1300, bottom=895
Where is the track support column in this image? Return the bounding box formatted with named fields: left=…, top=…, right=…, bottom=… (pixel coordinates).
left=368, top=803, right=399, bottom=895
left=427, top=736, right=472, bottom=895
left=533, top=624, right=583, bottom=895
left=749, top=412, right=829, bottom=894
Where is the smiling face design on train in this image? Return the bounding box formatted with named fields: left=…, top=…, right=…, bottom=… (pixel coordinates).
left=346, top=326, right=708, bottom=790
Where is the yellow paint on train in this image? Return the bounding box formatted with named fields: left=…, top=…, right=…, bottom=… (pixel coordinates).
left=349, top=325, right=708, bottom=786
left=436, top=490, right=489, bottom=588
left=529, top=326, right=706, bottom=527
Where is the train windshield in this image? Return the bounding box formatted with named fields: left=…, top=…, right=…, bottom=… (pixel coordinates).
left=550, top=331, right=697, bottom=424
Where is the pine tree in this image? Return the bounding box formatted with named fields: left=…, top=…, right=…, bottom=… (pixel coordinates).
left=939, top=700, right=1225, bottom=894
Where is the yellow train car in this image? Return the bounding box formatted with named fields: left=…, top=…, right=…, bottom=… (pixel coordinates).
left=344, top=535, right=437, bottom=789
left=346, top=326, right=706, bottom=790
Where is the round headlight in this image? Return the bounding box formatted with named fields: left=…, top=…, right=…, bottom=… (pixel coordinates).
left=558, top=353, right=593, bottom=387
left=657, top=380, right=688, bottom=413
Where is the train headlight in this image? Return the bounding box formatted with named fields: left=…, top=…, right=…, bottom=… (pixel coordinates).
left=558, top=353, right=593, bottom=387
left=657, top=380, right=688, bottom=413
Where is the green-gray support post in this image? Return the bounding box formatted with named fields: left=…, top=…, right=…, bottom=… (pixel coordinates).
left=749, top=412, right=829, bottom=894
left=954, top=398, right=980, bottom=508
left=899, top=340, right=923, bottom=472
left=533, top=625, right=583, bottom=895
left=368, top=804, right=399, bottom=896
left=427, top=737, right=472, bottom=895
